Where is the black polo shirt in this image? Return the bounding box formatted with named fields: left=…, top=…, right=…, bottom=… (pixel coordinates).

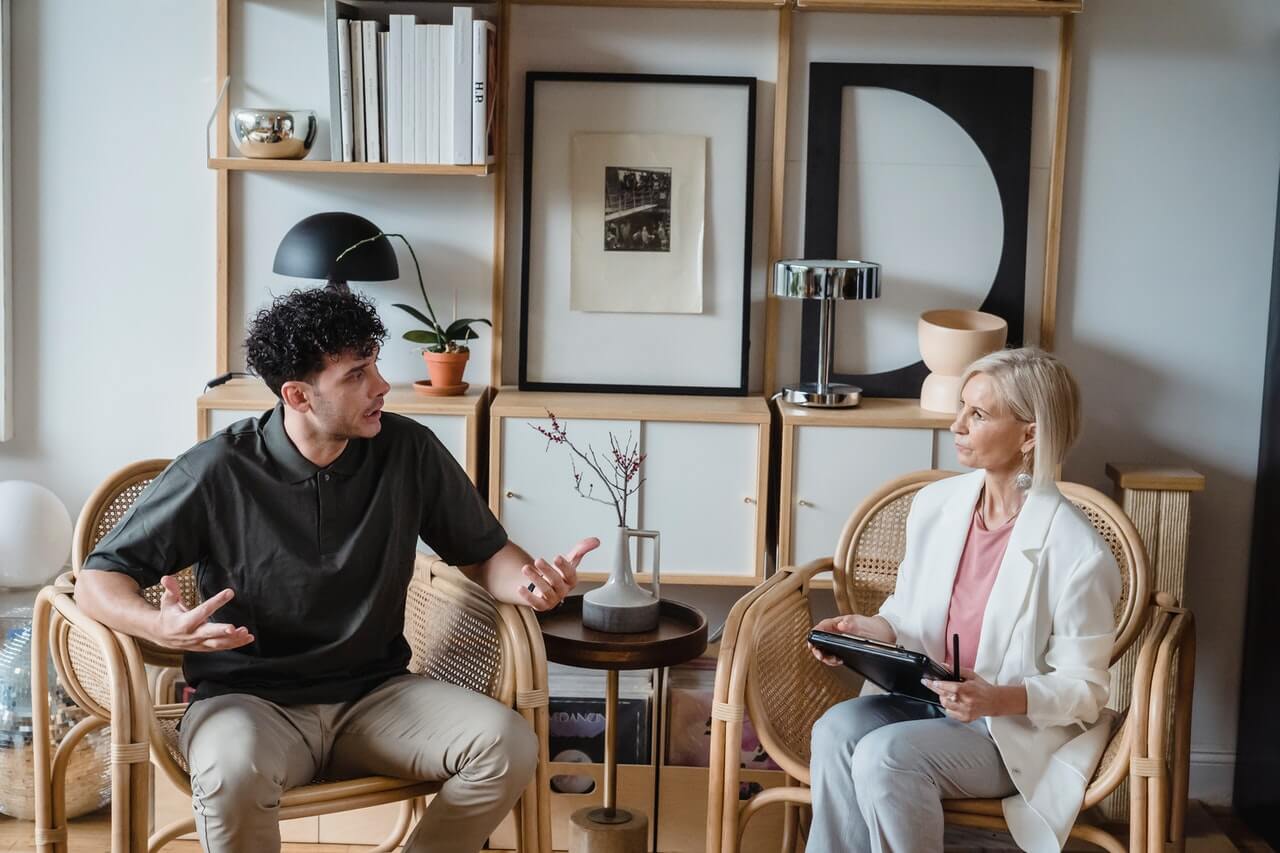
left=82, top=404, right=508, bottom=705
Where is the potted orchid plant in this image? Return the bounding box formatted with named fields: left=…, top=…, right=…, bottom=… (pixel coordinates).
left=337, top=232, right=490, bottom=393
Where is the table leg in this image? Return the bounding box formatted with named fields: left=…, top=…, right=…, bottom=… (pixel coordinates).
left=604, top=668, right=617, bottom=815
left=588, top=669, right=629, bottom=825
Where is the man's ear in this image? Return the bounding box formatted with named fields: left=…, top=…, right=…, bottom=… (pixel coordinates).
left=1020, top=422, right=1037, bottom=456
left=279, top=380, right=313, bottom=414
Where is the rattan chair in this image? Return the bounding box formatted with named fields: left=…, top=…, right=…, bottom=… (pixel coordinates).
left=31, top=458, right=554, bottom=853
left=707, top=470, right=1196, bottom=853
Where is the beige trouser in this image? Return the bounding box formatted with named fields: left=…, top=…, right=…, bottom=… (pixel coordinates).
left=179, top=673, right=539, bottom=853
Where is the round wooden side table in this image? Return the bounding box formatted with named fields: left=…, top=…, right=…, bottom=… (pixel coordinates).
left=537, top=595, right=708, bottom=853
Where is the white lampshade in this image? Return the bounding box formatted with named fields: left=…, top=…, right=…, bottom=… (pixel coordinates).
left=0, top=481, right=73, bottom=588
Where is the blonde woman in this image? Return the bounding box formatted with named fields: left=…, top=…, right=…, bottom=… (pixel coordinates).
left=806, top=348, right=1120, bottom=853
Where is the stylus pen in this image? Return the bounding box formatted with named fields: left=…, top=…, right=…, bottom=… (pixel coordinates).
left=952, top=633, right=961, bottom=681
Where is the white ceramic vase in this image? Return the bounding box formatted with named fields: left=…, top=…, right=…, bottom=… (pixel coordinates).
left=581, top=526, right=662, bottom=633
left=918, top=310, right=1008, bottom=414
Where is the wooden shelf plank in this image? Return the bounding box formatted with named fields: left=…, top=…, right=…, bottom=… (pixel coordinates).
left=778, top=398, right=955, bottom=429
left=207, top=157, right=493, bottom=176
left=513, top=0, right=783, bottom=8
left=198, top=377, right=487, bottom=417
left=794, top=0, right=1081, bottom=14
left=491, top=389, right=771, bottom=424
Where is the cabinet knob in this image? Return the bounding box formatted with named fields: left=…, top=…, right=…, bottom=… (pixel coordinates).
left=743, top=496, right=756, bottom=505
left=505, top=490, right=518, bottom=500
left=797, top=499, right=813, bottom=508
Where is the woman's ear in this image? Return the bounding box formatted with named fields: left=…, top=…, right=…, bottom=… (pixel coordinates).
left=1020, top=422, right=1037, bottom=456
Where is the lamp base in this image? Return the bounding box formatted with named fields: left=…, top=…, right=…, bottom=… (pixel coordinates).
left=778, top=383, right=863, bottom=408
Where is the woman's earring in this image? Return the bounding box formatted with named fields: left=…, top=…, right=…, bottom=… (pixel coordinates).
left=1015, top=452, right=1033, bottom=490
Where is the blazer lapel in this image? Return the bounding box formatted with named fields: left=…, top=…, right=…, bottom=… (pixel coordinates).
left=973, top=488, right=1062, bottom=677
left=916, top=470, right=985, bottom=662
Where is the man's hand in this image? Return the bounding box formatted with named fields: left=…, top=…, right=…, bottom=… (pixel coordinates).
left=808, top=614, right=896, bottom=666
left=922, top=668, right=1027, bottom=722
left=151, top=575, right=255, bottom=652
left=518, top=537, right=600, bottom=612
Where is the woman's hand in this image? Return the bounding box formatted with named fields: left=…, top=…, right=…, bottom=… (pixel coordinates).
left=808, top=614, right=896, bottom=666
left=922, top=668, right=1028, bottom=722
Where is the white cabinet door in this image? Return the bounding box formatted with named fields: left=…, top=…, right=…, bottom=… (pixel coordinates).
left=500, top=416, right=640, bottom=570
left=639, top=421, right=759, bottom=578
left=790, top=426, right=934, bottom=566
left=407, top=414, right=468, bottom=472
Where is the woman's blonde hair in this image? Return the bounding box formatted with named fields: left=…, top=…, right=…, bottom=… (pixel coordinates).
left=959, top=347, right=1081, bottom=490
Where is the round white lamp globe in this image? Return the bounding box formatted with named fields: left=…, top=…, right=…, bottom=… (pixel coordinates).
left=0, top=481, right=73, bottom=588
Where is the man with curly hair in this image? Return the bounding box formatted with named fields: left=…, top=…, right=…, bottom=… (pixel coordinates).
left=75, top=287, right=598, bottom=853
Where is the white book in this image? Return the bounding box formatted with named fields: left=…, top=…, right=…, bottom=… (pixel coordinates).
left=401, top=13, right=416, bottom=162
left=414, top=24, right=429, bottom=164
left=439, top=25, right=453, bottom=164
left=472, top=20, right=495, bottom=165
left=451, top=7, right=473, bottom=165
left=386, top=15, right=402, bottom=162
left=379, top=32, right=388, bottom=161
left=336, top=19, right=354, bottom=162
left=426, top=25, right=442, bottom=164
left=349, top=18, right=365, bottom=161
left=363, top=21, right=381, bottom=163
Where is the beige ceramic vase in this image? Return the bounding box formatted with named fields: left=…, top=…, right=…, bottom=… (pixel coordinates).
left=918, top=309, right=1008, bottom=413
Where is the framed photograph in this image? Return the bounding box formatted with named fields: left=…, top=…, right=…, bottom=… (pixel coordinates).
left=520, top=72, right=756, bottom=395
left=802, top=62, right=1033, bottom=398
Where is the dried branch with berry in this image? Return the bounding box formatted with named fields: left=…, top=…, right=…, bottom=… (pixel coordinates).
left=530, top=411, right=646, bottom=528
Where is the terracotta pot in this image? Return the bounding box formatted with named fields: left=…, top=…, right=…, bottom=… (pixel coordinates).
left=917, top=310, right=1007, bottom=413
left=421, top=349, right=469, bottom=392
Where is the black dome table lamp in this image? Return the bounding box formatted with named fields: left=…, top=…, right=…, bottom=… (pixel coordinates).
left=773, top=259, right=881, bottom=408
left=272, top=212, right=399, bottom=293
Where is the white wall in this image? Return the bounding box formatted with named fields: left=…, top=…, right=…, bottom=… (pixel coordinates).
left=1056, top=0, right=1280, bottom=803
left=0, top=0, right=1276, bottom=806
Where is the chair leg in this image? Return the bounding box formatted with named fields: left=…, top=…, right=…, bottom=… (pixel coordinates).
left=31, top=590, right=64, bottom=853
left=1067, top=823, right=1126, bottom=853
left=50, top=716, right=108, bottom=853
left=369, top=798, right=416, bottom=853
left=149, top=817, right=197, bottom=852
left=780, top=775, right=800, bottom=853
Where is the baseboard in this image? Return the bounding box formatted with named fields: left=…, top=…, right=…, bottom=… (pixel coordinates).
left=1189, top=748, right=1236, bottom=807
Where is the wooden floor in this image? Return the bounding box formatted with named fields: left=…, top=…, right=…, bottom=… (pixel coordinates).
left=0, top=801, right=1270, bottom=852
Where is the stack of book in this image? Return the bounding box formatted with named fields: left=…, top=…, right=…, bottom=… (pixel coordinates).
left=325, top=2, right=496, bottom=165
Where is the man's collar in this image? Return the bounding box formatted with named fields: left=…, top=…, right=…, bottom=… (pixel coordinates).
left=263, top=403, right=365, bottom=482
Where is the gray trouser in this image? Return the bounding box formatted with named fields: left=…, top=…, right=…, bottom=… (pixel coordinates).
left=806, top=694, right=1016, bottom=853
left=179, top=673, right=539, bottom=853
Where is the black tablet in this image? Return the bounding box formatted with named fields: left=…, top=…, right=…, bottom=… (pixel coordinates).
left=808, top=630, right=960, bottom=707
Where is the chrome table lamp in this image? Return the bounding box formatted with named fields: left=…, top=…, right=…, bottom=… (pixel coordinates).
left=773, top=259, right=881, bottom=407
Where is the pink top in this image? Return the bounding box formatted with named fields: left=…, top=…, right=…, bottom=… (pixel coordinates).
left=943, top=507, right=1016, bottom=671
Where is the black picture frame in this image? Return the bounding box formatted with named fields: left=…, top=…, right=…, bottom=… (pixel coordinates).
left=519, top=71, right=757, bottom=396
left=802, top=62, right=1034, bottom=398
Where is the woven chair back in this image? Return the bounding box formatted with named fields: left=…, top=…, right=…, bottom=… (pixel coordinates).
left=71, top=458, right=201, bottom=610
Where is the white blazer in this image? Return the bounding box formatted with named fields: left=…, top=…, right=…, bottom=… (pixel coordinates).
left=875, top=469, right=1121, bottom=853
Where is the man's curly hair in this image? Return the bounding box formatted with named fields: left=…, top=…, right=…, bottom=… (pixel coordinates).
left=244, top=288, right=388, bottom=397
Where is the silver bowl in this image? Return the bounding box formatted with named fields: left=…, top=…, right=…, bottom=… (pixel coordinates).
left=229, top=108, right=317, bottom=160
